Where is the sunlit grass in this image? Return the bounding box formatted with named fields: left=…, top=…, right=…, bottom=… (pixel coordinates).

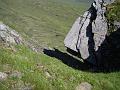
left=0, top=0, right=120, bottom=90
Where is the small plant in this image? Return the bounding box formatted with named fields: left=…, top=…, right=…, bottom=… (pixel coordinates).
left=106, top=0, right=120, bottom=33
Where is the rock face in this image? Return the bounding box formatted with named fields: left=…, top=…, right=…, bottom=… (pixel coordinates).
left=0, top=22, right=22, bottom=45
left=64, top=17, right=81, bottom=52
left=64, top=0, right=115, bottom=65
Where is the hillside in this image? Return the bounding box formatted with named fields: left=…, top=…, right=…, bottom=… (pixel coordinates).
left=0, top=0, right=120, bottom=90
left=0, top=0, right=90, bottom=50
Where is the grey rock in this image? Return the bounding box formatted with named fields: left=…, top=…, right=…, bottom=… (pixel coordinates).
left=76, top=82, right=92, bottom=90
left=92, top=15, right=108, bottom=51
left=45, top=71, right=52, bottom=78
left=103, top=0, right=115, bottom=5
left=64, top=17, right=82, bottom=52
left=76, top=11, right=92, bottom=59
left=10, top=71, right=23, bottom=79
left=64, top=0, right=115, bottom=65
left=0, top=22, right=22, bottom=45
left=0, top=72, right=8, bottom=81
left=114, top=21, right=120, bottom=30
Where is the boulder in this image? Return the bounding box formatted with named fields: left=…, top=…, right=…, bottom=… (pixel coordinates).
left=64, top=0, right=115, bottom=65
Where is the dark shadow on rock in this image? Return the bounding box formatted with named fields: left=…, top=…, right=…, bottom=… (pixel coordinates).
left=98, top=28, right=120, bottom=72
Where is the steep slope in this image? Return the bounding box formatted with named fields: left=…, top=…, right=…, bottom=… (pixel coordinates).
left=0, top=44, right=120, bottom=90
left=0, top=0, right=89, bottom=50
left=0, top=0, right=120, bottom=90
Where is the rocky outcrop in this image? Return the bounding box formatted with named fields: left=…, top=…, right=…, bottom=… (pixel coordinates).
left=64, top=0, right=115, bottom=65
left=0, top=22, right=22, bottom=45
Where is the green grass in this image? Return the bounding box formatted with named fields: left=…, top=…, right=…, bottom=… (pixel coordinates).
left=0, top=45, right=120, bottom=90
left=0, top=0, right=120, bottom=90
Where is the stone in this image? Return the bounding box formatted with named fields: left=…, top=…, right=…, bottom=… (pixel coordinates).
left=114, top=21, right=120, bottom=30
left=76, top=82, right=92, bottom=90
left=0, top=72, right=8, bottom=81
left=64, top=17, right=81, bottom=52
left=45, top=71, right=52, bottom=78
left=0, top=22, right=22, bottom=45
left=64, top=0, right=115, bottom=65
left=75, top=82, right=92, bottom=90
left=10, top=71, right=23, bottom=79
left=104, top=0, right=115, bottom=5
left=76, top=11, right=92, bottom=60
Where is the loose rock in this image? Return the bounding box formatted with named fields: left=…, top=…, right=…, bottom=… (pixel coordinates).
left=0, top=72, right=8, bottom=81
left=0, top=22, right=22, bottom=45
left=10, top=71, right=23, bottom=79
left=76, top=82, right=92, bottom=90
left=45, top=71, right=52, bottom=78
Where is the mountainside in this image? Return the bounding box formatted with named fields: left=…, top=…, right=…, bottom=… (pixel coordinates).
left=0, top=0, right=90, bottom=51
left=0, top=0, right=120, bottom=90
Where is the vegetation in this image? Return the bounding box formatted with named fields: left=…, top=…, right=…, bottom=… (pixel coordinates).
left=0, top=0, right=120, bottom=90
left=0, top=45, right=120, bottom=90
left=107, top=0, right=120, bottom=22
left=106, top=0, right=120, bottom=33
left=0, top=0, right=88, bottom=50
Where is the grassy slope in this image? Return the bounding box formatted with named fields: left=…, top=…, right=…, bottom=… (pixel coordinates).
left=0, top=0, right=89, bottom=50
left=0, top=45, right=120, bottom=90
left=0, top=0, right=120, bottom=90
